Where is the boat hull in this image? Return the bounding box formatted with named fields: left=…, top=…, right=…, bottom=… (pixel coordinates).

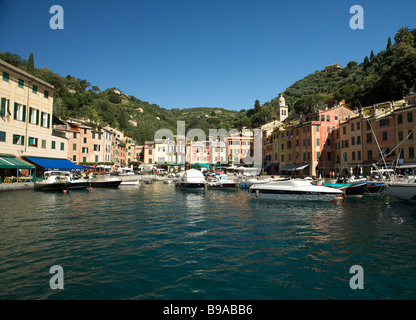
left=34, top=182, right=69, bottom=191
left=175, top=182, right=206, bottom=189
left=90, top=180, right=122, bottom=188
left=68, top=181, right=90, bottom=189
left=344, top=182, right=366, bottom=197
left=249, top=180, right=343, bottom=201
left=385, top=184, right=416, bottom=203
left=365, top=182, right=388, bottom=194
left=249, top=188, right=342, bottom=201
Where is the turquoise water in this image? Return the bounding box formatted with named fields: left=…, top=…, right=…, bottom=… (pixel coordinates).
left=1, top=182, right=416, bottom=300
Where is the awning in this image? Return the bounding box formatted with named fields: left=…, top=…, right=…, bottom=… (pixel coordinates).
left=294, top=164, right=309, bottom=171
left=281, top=164, right=309, bottom=171
left=0, top=156, right=35, bottom=169
left=24, top=157, right=83, bottom=171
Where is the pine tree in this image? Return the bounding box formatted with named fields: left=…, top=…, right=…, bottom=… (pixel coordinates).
left=370, top=50, right=375, bottom=61
left=386, top=37, right=392, bottom=50
left=363, top=56, right=370, bottom=69
left=27, top=53, right=35, bottom=72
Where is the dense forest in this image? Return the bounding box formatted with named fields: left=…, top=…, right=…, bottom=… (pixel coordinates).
left=1, top=26, right=415, bottom=143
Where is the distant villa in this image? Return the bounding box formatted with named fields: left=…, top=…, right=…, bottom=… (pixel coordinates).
left=324, top=64, right=343, bottom=73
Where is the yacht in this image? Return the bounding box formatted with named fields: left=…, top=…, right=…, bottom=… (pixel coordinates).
left=35, top=171, right=89, bottom=191
left=249, top=179, right=343, bottom=201
left=384, top=178, right=416, bottom=203
left=90, top=175, right=122, bottom=188
left=174, top=169, right=206, bottom=189
left=207, top=175, right=238, bottom=189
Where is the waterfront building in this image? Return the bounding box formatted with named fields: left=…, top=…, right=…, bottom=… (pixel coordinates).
left=0, top=59, right=68, bottom=160
left=275, top=104, right=352, bottom=177
left=361, top=102, right=396, bottom=175
left=102, top=126, right=115, bottom=163
left=392, top=93, right=416, bottom=171
left=124, top=136, right=136, bottom=164
left=339, top=113, right=364, bottom=176
left=154, top=138, right=169, bottom=165
left=143, top=141, right=155, bottom=165
left=227, top=131, right=254, bottom=165
left=207, top=136, right=228, bottom=166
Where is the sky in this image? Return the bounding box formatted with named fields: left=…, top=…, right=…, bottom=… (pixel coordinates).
left=1, top=0, right=415, bottom=111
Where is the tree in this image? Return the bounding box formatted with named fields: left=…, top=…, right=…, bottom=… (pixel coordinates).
left=363, top=56, right=370, bottom=69
left=386, top=37, right=392, bottom=50
left=394, top=27, right=410, bottom=43
left=27, top=53, right=34, bottom=72
left=370, top=50, right=375, bottom=61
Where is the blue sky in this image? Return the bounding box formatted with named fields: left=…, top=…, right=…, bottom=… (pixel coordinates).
left=1, top=0, right=415, bottom=110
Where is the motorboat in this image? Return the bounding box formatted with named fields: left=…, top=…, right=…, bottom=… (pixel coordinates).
left=207, top=175, right=238, bottom=189
left=90, top=175, right=122, bottom=188
left=323, top=177, right=367, bottom=197
left=249, top=179, right=343, bottom=201
left=365, top=181, right=388, bottom=194
left=384, top=178, right=416, bottom=203
left=174, top=169, right=206, bottom=189
left=34, top=171, right=71, bottom=191
left=237, top=176, right=273, bottom=189
left=120, top=180, right=140, bottom=187
left=35, top=171, right=89, bottom=191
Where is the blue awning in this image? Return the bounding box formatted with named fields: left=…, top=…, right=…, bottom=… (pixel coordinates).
left=24, top=157, right=83, bottom=171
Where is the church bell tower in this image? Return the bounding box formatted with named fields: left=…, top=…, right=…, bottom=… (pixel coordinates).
left=277, top=94, right=288, bottom=122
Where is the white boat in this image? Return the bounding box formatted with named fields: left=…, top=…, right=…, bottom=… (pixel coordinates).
left=384, top=179, right=416, bottom=203
left=249, top=179, right=343, bottom=201
left=174, top=169, right=206, bottom=189
left=90, top=175, right=122, bottom=188
left=120, top=180, right=140, bottom=187
left=207, top=175, right=238, bottom=189
left=35, top=171, right=89, bottom=191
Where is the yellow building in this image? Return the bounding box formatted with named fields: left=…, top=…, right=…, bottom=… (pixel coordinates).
left=124, top=136, right=136, bottom=164
left=0, top=59, right=67, bottom=159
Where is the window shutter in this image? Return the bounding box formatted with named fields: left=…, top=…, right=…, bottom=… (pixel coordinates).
left=29, top=107, right=33, bottom=123
left=36, top=109, right=39, bottom=125
left=0, top=98, right=5, bottom=116
left=47, top=114, right=50, bottom=128
left=14, top=103, right=18, bottom=119
left=22, top=105, right=26, bottom=122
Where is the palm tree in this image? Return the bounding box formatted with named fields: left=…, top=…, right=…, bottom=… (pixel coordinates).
left=394, top=27, right=410, bottom=43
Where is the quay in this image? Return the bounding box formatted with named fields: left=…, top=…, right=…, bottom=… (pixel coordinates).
left=0, top=182, right=34, bottom=192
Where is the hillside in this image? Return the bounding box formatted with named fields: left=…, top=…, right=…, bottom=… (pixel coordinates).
left=261, top=26, right=416, bottom=120
left=1, top=26, right=415, bottom=142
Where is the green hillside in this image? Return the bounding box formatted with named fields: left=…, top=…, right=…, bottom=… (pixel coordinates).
left=262, top=26, right=416, bottom=120
left=1, top=26, right=415, bottom=143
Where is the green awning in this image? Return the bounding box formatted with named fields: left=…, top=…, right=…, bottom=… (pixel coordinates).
left=0, top=156, right=36, bottom=169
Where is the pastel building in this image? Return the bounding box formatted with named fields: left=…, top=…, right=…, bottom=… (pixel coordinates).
left=0, top=59, right=68, bottom=160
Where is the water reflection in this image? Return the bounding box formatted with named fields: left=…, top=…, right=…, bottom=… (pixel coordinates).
left=1, top=183, right=416, bottom=299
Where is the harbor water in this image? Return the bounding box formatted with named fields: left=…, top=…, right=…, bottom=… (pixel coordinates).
left=1, top=182, right=416, bottom=300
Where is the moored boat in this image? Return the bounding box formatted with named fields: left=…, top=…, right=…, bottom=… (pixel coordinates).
left=90, top=175, right=122, bottom=188
left=175, top=169, right=206, bottom=189
left=385, top=181, right=416, bottom=203
left=249, top=179, right=343, bottom=201
left=324, top=178, right=366, bottom=197
left=34, top=171, right=72, bottom=191
left=365, top=181, right=388, bottom=194
left=120, top=180, right=140, bottom=187
left=207, top=175, right=238, bottom=189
